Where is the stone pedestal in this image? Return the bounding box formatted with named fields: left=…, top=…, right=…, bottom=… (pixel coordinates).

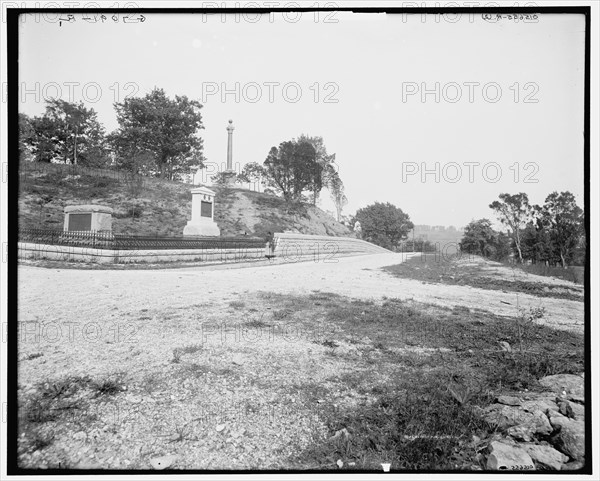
left=64, top=205, right=113, bottom=232
left=221, top=170, right=238, bottom=185
left=183, top=186, right=221, bottom=237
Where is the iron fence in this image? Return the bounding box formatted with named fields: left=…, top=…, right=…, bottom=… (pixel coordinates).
left=112, top=234, right=265, bottom=251
left=19, top=228, right=265, bottom=251
left=19, top=229, right=115, bottom=249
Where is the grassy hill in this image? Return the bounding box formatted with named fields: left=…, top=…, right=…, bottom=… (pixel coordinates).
left=18, top=164, right=353, bottom=238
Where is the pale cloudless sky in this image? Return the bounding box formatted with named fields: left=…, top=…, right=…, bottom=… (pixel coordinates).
left=18, top=10, right=586, bottom=228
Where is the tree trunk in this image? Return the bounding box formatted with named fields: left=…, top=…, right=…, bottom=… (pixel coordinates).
left=561, top=252, right=567, bottom=269
left=73, top=125, right=78, bottom=165
left=515, top=229, right=523, bottom=263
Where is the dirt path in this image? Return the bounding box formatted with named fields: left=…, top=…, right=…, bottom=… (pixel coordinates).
left=19, top=252, right=583, bottom=333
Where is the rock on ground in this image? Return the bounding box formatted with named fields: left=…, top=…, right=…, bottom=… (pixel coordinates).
left=521, top=443, right=569, bottom=470
left=539, top=374, right=584, bottom=398
left=483, top=404, right=552, bottom=441
left=548, top=413, right=586, bottom=461
left=486, top=441, right=535, bottom=471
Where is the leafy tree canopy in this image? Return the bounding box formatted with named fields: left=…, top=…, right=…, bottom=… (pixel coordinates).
left=110, top=88, right=205, bottom=180
left=355, top=202, right=414, bottom=250
left=22, top=100, right=107, bottom=166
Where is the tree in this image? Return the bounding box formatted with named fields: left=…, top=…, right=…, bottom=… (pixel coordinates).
left=237, top=161, right=266, bottom=188
left=459, top=219, right=497, bottom=257
left=25, top=114, right=62, bottom=163
left=329, top=171, right=347, bottom=222
left=22, top=100, right=107, bottom=165
left=262, top=139, right=317, bottom=201
left=354, top=202, right=414, bottom=250
left=18, top=113, right=36, bottom=162
left=541, top=191, right=583, bottom=268
left=259, top=136, right=343, bottom=204
left=489, top=193, right=532, bottom=263
left=111, top=88, right=205, bottom=180
left=44, top=99, right=107, bottom=165
left=459, top=218, right=511, bottom=261
left=297, top=134, right=338, bottom=205
left=520, top=206, right=554, bottom=265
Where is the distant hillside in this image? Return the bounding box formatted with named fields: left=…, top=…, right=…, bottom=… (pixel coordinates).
left=18, top=164, right=353, bottom=238
left=408, top=225, right=465, bottom=250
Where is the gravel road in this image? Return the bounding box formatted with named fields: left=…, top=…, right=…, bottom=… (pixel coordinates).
left=19, top=252, right=583, bottom=332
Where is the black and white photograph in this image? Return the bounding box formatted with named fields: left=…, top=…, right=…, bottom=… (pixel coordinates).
left=1, top=1, right=597, bottom=477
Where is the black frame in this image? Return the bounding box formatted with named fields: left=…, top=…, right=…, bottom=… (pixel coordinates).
left=5, top=4, right=592, bottom=476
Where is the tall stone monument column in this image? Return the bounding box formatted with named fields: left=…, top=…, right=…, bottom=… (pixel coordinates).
left=222, top=119, right=237, bottom=184
left=226, top=119, right=234, bottom=170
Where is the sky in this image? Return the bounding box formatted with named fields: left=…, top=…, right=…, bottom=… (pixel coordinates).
left=17, top=10, right=586, bottom=228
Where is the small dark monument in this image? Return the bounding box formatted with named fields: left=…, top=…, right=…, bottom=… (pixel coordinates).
left=63, top=205, right=113, bottom=232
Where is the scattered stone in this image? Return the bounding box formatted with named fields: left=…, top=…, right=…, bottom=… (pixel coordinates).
left=484, top=405, right=552, bottom=440
left=73, top=431, right=87, bottom=441
left=216, top=424, right=226, bottom=432
left=499, top=341, right=512, bottom=352
left=336, top=459, right=344, bottom=468
left=521, top=443, right=569, bottom=470
left=149, top=454, right=178, bottom=470
left=486, top=441, right=535, bottom=471
left=557, top=399, right=585, bottom=420
left=561, top=460, right=585, bottom=471
left=568, top=393, right=585, bottom=404
left=539, top=374, right=584, bottom=398
left=549, top=414, right=585, bottom=461
left=331, top=428, right=350, bottom=440
left=496, top=395, right=521, bottom=406
left=520, top=395, right=560, bottom=415
left=506, top=412, right=553, bottom=441
left=125, top=394, right=142, bottom=404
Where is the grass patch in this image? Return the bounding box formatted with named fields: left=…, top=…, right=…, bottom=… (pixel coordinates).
left=257, top=291, right=584, bottom=470
left=383, top=254, right=583, bottom=301
left=229, top=300, right=246, bottom=310
left=19, top=374, right=125, bottom=457
left=297, top=373, right=490, bottom=470
left=506, top=262, right=585, bottom=285
left=244, top=316, right=270, bottom=328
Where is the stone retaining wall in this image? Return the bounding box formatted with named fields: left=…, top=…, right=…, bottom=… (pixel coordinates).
left=273, top=233, right=390, bottom=260
left=18, top=242, right=265, bottom=265
left=18, top=234, right=388, bottom=265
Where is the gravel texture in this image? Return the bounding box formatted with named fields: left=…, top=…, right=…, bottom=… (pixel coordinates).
left=17, top=253, right=584, bottom=469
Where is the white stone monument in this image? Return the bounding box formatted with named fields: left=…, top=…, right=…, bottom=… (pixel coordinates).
left=183, top=186, right=221, bottom=236
left=63, top=205, right=113, bottom=232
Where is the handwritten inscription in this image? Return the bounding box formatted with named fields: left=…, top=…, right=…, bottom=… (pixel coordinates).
left=58, top=13, right=146, bottom=26
left=511, top=464, right=535, bottom=470
left=482, top=13, right=539, bottom=23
